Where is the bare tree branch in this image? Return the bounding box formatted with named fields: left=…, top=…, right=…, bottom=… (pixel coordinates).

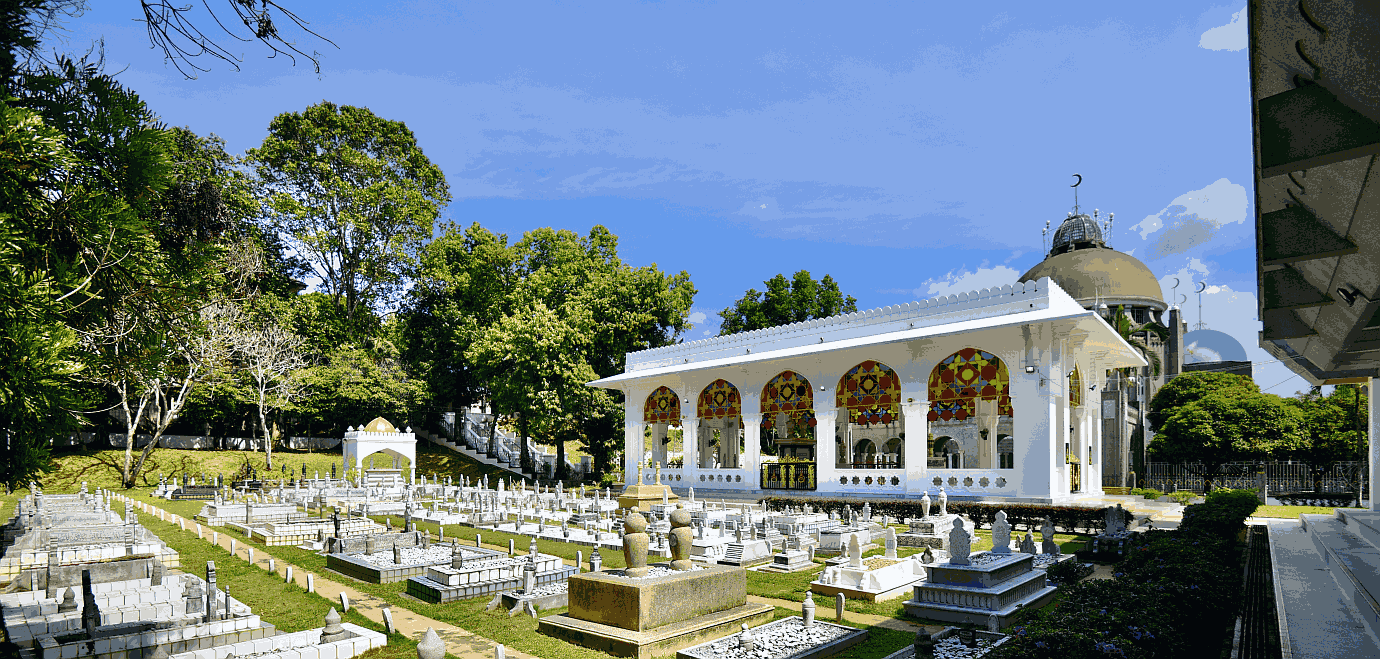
left=139, top=1, right=337, bottom=79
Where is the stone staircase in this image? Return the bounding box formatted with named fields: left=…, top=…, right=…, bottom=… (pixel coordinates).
left=1263, top=511, right=1380, bottom=658
left=722, top=544, right=744, bottom=565
left=413, top=426, right=531, bottom=480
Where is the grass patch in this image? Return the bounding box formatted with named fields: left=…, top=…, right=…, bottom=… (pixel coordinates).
left=1250, top=504, right=1366, bottom=518
left=39, top=442, right=522, bottom=493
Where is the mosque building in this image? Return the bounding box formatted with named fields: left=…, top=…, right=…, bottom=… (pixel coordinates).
left=1015, top=194, right=1190, bottom=489
left=590, top=186, right=1158, bottom=502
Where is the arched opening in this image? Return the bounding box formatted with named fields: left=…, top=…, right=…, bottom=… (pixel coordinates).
left=852, top=439, right=878, bottom=466
left=643, top=386, right=681, bottom=470
left=697, top=379, right=744, bottom=468
left=836, top=360, right=902, bottom=469
left=927, top=348, right=1013, bottom=470
left=939, top=438, right=963, bottom=470
left=761, top=371, right=816, bottom=461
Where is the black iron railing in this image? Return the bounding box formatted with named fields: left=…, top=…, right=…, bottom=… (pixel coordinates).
left=761, top=462, right=816, bottom=490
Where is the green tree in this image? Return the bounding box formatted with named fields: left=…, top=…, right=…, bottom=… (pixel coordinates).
left=251, top=101, right=450, bottom=339
left=1149, top=392, right=1301, bottom=491
left=0, top=100, right=83, bottom=491
left=1110, top=305, right=1166, bottom=378
left=465, top=226, right=694, bottom=480
left=401, top=222, right=517, bottom=419
left=718, top=270, right=856, bottom=336
left=1147, top=370, right=1260, bottom=432
left=293, top=340, right=427, bottom=438
left=1286, top=385, right=1368, bottom=493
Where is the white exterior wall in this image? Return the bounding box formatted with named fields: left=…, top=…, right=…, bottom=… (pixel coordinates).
left=595, top=279, right=1144, bottom=502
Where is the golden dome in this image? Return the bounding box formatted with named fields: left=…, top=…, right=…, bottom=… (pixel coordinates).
left=1018, top=247, right=1165, bottom=311
left=362, top=417, right=398, bottom=433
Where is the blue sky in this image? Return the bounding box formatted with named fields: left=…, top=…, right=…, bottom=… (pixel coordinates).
left=59, top=2, right=1310, bottom=395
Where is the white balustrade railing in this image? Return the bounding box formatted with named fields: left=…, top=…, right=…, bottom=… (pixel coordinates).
left=833, top=469, right=907, bottom=490
left=920, top=469, right=1014, bottom=493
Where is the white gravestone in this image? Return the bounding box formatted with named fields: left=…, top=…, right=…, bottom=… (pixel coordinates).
left=948, top=518, right=971, bottom=565
left=991, top=511, right=1011, bottom=554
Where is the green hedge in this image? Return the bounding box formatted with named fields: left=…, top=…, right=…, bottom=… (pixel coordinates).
left=762, top=495, right=1132, bottom=535
left=990, top=529, right=1244, bottom=659
left=1179, top=488, right=1261, bottom=539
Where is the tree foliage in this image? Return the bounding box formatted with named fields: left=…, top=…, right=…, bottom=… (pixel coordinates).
left=1147, top=370, right=1260, bottom=431
left=251, top=101, right=450, bottom=339
left=1148, top=391, right=1300, bottom=490
left=1285, top=385, right=1368, bottom=491
left=718, top=270, right=856, bottom=336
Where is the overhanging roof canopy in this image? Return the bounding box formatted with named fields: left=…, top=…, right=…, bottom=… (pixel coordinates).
left=589, top=277, right=1146, bottom=389
left=1250, top=0, right=1380, bottom=385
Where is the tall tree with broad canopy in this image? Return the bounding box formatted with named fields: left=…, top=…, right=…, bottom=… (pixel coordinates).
left=718, top=270, right=857, bottom=336
left=251, top=101, right=450, bottom=340
left=1147, top=370, right=1261, bottom=432
left=1148, top=391, right=1301, bottom=492
left=1285, top=384, right=1369, bottom=494
left=401, top=222, right=518, bottom=422
left=467, top=226, right=694, bottom=480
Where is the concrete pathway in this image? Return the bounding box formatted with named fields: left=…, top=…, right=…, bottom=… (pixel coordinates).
left=1265, top=517, right=1380, bottom=659
left=123, top=496, right=533, bottom=659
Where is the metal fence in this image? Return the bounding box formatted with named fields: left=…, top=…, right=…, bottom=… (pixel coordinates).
left=1144, top=461, right=1368, bottom=496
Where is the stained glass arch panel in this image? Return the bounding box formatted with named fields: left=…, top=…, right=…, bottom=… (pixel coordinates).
left=836, top=360, right=900, bottom=425
left=927, top=348, right=1012, bottom=422
left=698, top=379, right=742, bottom=421
left=761, top=371, right=816, bottom=432
left=644, top=386, right=681, bottom=426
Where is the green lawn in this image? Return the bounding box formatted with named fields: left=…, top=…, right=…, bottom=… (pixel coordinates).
left=38, top=441, right=523, bottom=493
left=1250, top=504, right=1364, bottom=518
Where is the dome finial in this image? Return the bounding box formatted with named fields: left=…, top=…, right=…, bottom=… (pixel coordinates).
left=1071, top=173, right=1082, bottom=216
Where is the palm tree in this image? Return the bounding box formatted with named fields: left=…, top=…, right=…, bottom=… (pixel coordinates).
left=1111, top=305, right=1166, bottom=379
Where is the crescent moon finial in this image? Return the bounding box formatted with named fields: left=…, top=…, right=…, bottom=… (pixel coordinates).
left=1196, top=282, right=1207, bottom=293
left=1071, top=173, right=1082, bottom=187
left=1179, top=294, right=1187, bottom=305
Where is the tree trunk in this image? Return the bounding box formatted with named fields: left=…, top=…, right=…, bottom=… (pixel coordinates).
left=556, top=429, right=568, bottom=482
left=258, top=388, right=274, bottom=470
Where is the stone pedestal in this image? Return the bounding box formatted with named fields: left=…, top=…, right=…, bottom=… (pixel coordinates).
left=759, top=549, right=813, bottom=573
left=538, top=564, right=773, bottom=659
left=902, top=552, right=1057, bottom=629
left=897, top=514, right=959, bottom=550
left=617, top=484, right=679, bottom=513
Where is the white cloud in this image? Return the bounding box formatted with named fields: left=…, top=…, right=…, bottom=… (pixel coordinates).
left=915, top=265, right=1021, bottom=299
left=1155, top=262, right=1313, bottom=397
left=1129, top=178, right=1248, bottom=259
left=1200, top=7, right=1247, bottom=52
left=687, top=311, right=707, bottom=324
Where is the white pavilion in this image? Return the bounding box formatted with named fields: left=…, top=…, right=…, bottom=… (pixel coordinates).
left=587, top=277, right=1146, bottom=503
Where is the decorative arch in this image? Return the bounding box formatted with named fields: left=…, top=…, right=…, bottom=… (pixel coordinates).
left=697, top=379, right=742, bottom=421
left=836, top=360, right=901, bottom=425
left=643, top=386, right=681, bottom=426
left=1069, top=365, right=1083, bottom=407
left=761, top=371, right=816, bottom=433
left=927, top=348, right=1012, bottom=421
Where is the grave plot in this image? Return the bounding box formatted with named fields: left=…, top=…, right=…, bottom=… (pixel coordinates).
left=0, top=489, right=179, bottom=587
left=811, top=531, right=927, bottom=602
left=3, top=490, right=389, bottom=659
left=677, top=614, right=867, bottom=659
left=407, top=543, right=576, bottom=604
left=326, top=533, right=490, bottom=583
left=194, top=501, right=307, bottom=528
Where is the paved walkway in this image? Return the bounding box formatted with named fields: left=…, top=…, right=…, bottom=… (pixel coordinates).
left=1265, top=517, right=1380, bottom=659
left=123, top=496, right=535, bottom=659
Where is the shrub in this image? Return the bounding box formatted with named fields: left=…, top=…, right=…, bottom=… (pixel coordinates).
left=598, top=472, right=619, bottom=488
left=1166, top=491, right=1197, bottom=505
left=1130, top=487, right=1162, bottom=500
left=990, top=580, right=1181, bottom=659
left=759, top=495, right=1126, bottom=535
left=1179, top=488, right=1260, bottom=540
left=1044, top=559, right=1094, bottom=586
left=1275, top=491, right=1359, bottom=507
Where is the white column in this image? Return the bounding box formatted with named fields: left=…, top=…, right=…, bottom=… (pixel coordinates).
left=1371, top=377, right=1378, bottom=511
left=903, top=401, right=930, bottom=494
left=743, top=414, right=762, bottom=488
left=624, top=416, right=643, bottom=487
left=815, top=408, right=839, bottom=492
left=682, top=412, right=698, bottom=484
left=725, top=417, right=740, bottom=468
